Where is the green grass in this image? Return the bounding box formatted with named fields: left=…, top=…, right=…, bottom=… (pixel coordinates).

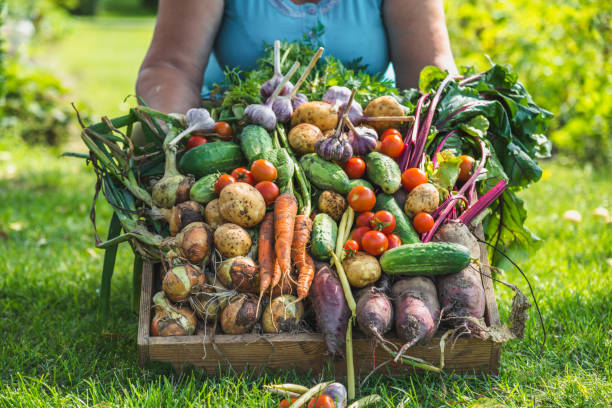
left=1, top=138, right=610, bottom=406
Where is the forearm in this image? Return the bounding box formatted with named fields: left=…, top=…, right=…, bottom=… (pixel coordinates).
left=136, top=63, right=203, bottom=114
left=385, top=0, right=457, bottom=89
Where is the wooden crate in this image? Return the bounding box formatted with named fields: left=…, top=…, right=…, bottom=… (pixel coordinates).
left=137, top=236, right=501, bottom=375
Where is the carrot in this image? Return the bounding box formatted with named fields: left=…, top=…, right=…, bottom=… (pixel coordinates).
left=291, top=215, right=314, bottom=299
left=257, top=212, right=275, bottom=310
left=272, top=194, right=298, bottom=290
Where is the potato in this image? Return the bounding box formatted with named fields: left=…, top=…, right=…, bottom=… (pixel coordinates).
left=218, top=182, right=266, bottom=228
left=363, top=96, right=406, bottom=133
left=288, top=123, right=324, bottom=155
left=213, top=223, right=252, bottom=258
left=204, top=199, right=225, bottom=230
left=404, top=183, right=440, bottom=217
left=290, top=101, right=338, bottom=132
left=342, top=252, right=381, bottom=288
left=318, top=190, right=347, bottom=222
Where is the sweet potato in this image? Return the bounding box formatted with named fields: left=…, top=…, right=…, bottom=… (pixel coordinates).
left=433, top=222, right=486, bottom=329
left=356, top=286, right=393, bottom=342
left=309, top=263, right=350, bottom=356
left=391, top=277, right=440, bottom=348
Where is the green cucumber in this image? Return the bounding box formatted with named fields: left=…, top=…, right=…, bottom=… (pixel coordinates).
left=311, top=213, right=338, bottom=261
left=300, top=154, right=350, bottom=195
left=366, top=152, right=401, bottom=194
left=239, top=125, right=273, bottom=162
left=379, top=242, right=471, bottom=276
left=189, top=173, right=218, bottom=204
left=348, top=179, right=374, bottom=191
left=179, top=141, right=246, bottom=178
left=374, top=193, right=419, bottom=244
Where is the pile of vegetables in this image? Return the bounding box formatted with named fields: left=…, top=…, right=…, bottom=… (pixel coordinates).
left=77, top=39, right=550, bottom=404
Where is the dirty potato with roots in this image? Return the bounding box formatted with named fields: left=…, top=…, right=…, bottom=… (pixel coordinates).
left=404, top=183, right=440, bottom=217
left=204, top=199, right=226, bottom=231
left=290, top=101, right=339, bottom=132
left=363, top=95, right=406, bottom=133
left=288, top=123, right=325, bottom=155
left=318, top=190, right=347, bottom=222
left=218, top=182, right=266, bottom=228
left=214, top=223, right=252, bottom=258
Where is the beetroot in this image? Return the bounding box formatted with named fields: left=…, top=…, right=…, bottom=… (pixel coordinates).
left=391, top=277, right=440, bottom=349
left=433, top=222, right=486, bottom=331
left=356, top=286, right=393, bottom=342
left=309, top=263, right=351, bottom=356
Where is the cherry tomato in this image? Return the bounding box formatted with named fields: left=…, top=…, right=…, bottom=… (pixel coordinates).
left=214, top=174, right=235, bottom=195
left=370, top=210, right=396, bottom=234
left=380, top=134, right=405, bottom=159
left=347, top=185, right=376, bottom=212
left=381, top=128, right=402, bottom=139
left=343, top=157, right=366, bottom=179
left=356, top=211, right=375, bottom=228
left=401, top=168, right=428, bottom=191
left=255, top=181, right=280, bottom=205
left=386, top=233, right=402, bottom=249
left=279, top=398, right=299, bottom=408
left=307, top=395, right=335, bottom=408
left=251, top=159, right=278, bottom=182
left=185, top=135, right=208, bottom=150
left=343, top=239, right=359, bottom=257
left=361, top=230, right=389, bottom=256
left=458, top=155, right=476, bottom=182
left=413, top=212, right=435, bottom=233
left=214, top=121, right=233, bottom=140
left=231, top=167, right=255, bottom=185
left=351, top=226, right=371, bottom=247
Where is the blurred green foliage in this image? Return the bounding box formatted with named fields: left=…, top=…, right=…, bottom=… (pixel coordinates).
left=447, top=0, right=612, bottom=164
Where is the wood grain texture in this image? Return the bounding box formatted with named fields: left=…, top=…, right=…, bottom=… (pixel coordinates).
left=138, top=227, right=503, bottom=375
left=475, top=224, right=501, bottom=327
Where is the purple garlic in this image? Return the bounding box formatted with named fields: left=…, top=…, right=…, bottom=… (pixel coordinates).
left=347, top=126, right=378, bottom=156
left=323, top=86, right=352, bottom=106
left=291, top=93, right=309, bottom=110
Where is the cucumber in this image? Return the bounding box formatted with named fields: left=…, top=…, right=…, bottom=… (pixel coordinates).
left=239, top=125, right=273, bottom=162
left=374, top=193, right=419, bottom=244
left=300, top=154, right=350, bottom=195
left=189, top=173, right=218, bottom=204
left=179, top=141, right=246, bottom=178
left=311, top=213, right=338, bottom=261
left=366, top=152, right=401, bottom=194
left=348, top=179, right=374, bottom=191
left=379, top=242, right=471, bottom=276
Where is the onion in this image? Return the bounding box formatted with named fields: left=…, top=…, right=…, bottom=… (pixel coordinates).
left=220, top=294, right=261, bottom=334
left=161, top=263, right=205, bottom=303
left=152, top=128, right=194, bottom=209
left=217, top=256, right=260, bottom=294
left=262, top=295, right=304, bottom=333
left=175, top=222, right=213, bottom=265
left=149, top=201, right=204, bottom=236
left=150, top=291, right=197, bottom=336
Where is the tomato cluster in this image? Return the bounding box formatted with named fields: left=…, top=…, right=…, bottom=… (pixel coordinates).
left=215, top=160, right=280, bottom=205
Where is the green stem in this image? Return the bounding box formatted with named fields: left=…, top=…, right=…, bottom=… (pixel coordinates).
left=98, top=212, right=122, bottom=321
left=329, top=251, right=356, bottom=315
left=88, top=113, right=137, bottom=134
left=132, top=253, right=143, bottom=313
left=346, top=318, right=355, bottom=400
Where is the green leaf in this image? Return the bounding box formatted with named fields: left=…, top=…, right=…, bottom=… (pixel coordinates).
left=429, top=150, right=462, bottom=196
left=459, top=115, right=489, bottom=138
left=419, top=65, right=448, bottom=93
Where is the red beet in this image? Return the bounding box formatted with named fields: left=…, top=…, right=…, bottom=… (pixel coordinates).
left=356, top=286, right=393, bottom=342
left=309, top=263, right=351, bottom=356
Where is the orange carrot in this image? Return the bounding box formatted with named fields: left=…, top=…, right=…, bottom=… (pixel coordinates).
left=257, top=212, right=275, bottom=300
left=291, top=215, right=314, bottom=299
left=272, top=194, right=298, bottom=289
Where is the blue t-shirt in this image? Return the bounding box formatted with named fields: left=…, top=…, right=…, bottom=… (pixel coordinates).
left=203, top=0, right=394, bottom=97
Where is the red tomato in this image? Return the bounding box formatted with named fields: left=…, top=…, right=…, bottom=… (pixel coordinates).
left=351, top=226, right=371, bottom=247
left=185, top=135, right=208, bottom=150
left=386, top=233, right=402, bottom=249
left=458, top=155, right=476, bottom=182
left=380, top=134, right=405, bottom=159
left=381, top=128, right=402, bottom=139
left=347, top=185, right=376, bottom=212
left=370, top=210, right=396, bottom=234
left=361, top=230, right=389, bottom=256
left=356, top=211, right=375, bottom=228
left=279, top=398, right=299, bottom=408
left=214, top=121, right=233, bottom=140
left=214, top=174, right=235, bottom=194
left=401, top=168, right=428, bottom=191
left=231, top=167, right=255, bottom=185
left=251, top=159, right=278, bottom=182
left=413, top=212, right=435, bottom=233
left=343, top=239, right=359, bottom=257
left=255, top=181, right=280, bottom=205
left=343, top=157, right=366, bottom=179
left=307, top=395, right=335, bottom=408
